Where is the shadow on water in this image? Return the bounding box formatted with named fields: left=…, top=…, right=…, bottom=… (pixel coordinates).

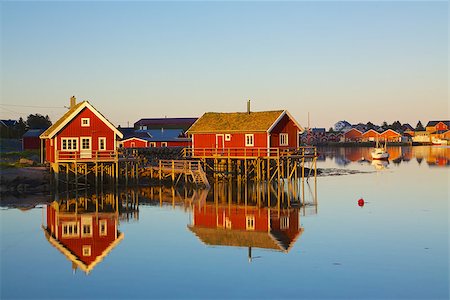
left=40, top=178, right=318, bottom=273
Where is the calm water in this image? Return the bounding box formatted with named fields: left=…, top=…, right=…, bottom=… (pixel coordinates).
left=1, top=146, right=448, bottom=299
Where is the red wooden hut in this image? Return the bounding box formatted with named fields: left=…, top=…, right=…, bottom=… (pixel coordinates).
left=22, top=129, right=44, bottom=150
left=39, top=97, right=123, bottom=164
left=188, top=202, right=303, bottom=254
left=187, top=110, right=303, bottom=157
left=342, top=128, right=363, bottom=142
left=379, top=129, right=401, bottom=142
left=361, top=129, right=380, bottom=142
left=43, top=200, right=124, bottom=274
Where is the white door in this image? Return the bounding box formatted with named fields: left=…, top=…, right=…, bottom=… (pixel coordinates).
left=80, top=137, right=92, bottom=159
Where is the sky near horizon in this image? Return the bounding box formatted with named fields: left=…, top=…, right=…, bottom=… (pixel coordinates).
left=1, top=1, right=448, bottom=128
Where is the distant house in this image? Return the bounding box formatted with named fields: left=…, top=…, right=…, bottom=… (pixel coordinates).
left=379, top=129, right=402, bottom=142
left=342, top=128, right=363, bottom=142
left=40, top=98, right=123, bottom=164
left=119, top=128, right=191, bottom=148
left=401, top=123, right=414, bottom=132
left=22, top=129, right=44, bottom=150
left=134, top=117, right=197, bottom=131
left=187, top=110, right=303, bottom=157
left=361, top=129, right=380, bottom=142
left=334, top=120, right=352, bottom=132
left=0, top=119, right=18, bottom=138
left=426, top=120, right=450, bottom=133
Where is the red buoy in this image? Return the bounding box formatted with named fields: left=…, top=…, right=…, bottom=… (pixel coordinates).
left=358, top=198, right=365, bottom=207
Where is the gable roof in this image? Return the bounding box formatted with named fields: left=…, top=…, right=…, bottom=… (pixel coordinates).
left=0, top=119, right=18, bottom=127
left=362, top=129, right=380, bottom=136
left=42, top=226, right=124, bottom=274
left=23, top=129, right=45, bottom=138
left=379, top=129, right=401, bottom=136
left=426, top=120, right=450, bottom=127
left=40, top=101, right=123, bottom=139
left=187, top=110, right=302, bottom=133
left=188, top=226, right=303, bottom=253
left=134, top=118, right=197, bottom=131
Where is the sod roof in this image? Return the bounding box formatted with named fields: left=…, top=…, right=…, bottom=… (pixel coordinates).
left=187, top=110, right=285, bottom=133
left=188, top=226, right=303, bottom=252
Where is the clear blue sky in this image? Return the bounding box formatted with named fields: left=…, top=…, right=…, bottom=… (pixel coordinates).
left=1, top=1, right=448, bottom=128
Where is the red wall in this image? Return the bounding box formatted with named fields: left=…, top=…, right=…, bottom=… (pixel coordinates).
left=362, top=130, right=379, bottom=141
left=193, top=132, right=268, bottom=149
left=270, top=114, right=299, bottom=148
left=379, top=130, right=401, bottom=141
left=122, top=138, right=148, bottom=148
left=46, top=205, right=118, bottom=267
left=23, top=137, right=40, bottom=150
left=435, top=122, right=449, bottom=131
left=45, top=107, right=117, bottom=163
left=194, top=205, right=269, bottom=231
left=343, top=129, right=362, bottom=141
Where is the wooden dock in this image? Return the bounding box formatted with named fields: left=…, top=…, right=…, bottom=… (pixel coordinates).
left=141, top=160, right=209, bottom=188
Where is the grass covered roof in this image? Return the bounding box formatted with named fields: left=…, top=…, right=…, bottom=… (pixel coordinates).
left=187, top=110, right=285, bottom=133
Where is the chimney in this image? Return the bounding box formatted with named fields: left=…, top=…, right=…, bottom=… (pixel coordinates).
left=247, top=99, right=251, bottom=114
left=70, top=96, right=76, bottom=108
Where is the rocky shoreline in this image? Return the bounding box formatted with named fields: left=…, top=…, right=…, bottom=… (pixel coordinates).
left=0, top=167, right=50, bottom=194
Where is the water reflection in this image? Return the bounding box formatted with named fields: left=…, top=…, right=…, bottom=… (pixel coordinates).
left=371, top=159, right=389, bottom=171
left=42, top=193, right=130, bottom=274
left=189, top=180, right=317, bottom=261
left=318, top=145, right=450, bottom=167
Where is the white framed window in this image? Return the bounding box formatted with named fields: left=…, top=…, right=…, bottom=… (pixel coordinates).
left=280, top=133, right=289, bottom=146
left=245, top=134, right=254, bottom=147
left=130, top=142, right=136, bottom=148
left=62, top=222, right=79, bottom=238
left=61, top=138, right=78, bottom=151
left=99, top=220, right=107, bottom=236
left=81, top=137, right=91, bottom=150
left=82, top=245, right=91, bottom=257
left=149, top=142, right=156, bottom=147
left=225, top=134, right=231, bottom=141
left=81, top=217, right=92, bottom=238
left=225, top=217, right=232, bottom=229
left=161, top=142, right=168, bottom=147
left=246, top=215, right=255, bottom=230
left=81, top=118, right=90, bottom=127
left=98, top=137, right=106, bottom=151
left=139, top=125, right=147, bottom=130
left=280, top=216, right=289, bottom=229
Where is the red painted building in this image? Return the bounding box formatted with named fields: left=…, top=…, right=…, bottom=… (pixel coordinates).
left=22, top=129, right=44, bottom=150
left=187, top=110, right=303, bottom=157
left=43, top=199, right=123, bottom=274
left=342, top=128, right=363, bottom=142
left=40, top=98, right=123, bottom=163
left=119, top=128, right=191, bottom=149
left=426, top=120, right=450, bottom=132
left=361, top=129, right=380, bottom=142
left=189, top=203, right=303, bottom=253
left=121, top=137, right=149, bottom=148
left=379, top=129, right=401, bottom=142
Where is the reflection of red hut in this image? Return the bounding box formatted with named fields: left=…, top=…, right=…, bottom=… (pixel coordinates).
left=43, top=199, right=123, bottom=274
left=188, top=203, right=303, bottom=255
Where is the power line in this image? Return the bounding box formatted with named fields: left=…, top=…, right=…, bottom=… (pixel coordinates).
left=0, top=103, right=66, bottom=109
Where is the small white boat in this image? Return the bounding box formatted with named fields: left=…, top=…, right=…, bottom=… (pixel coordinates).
left=371, top=139, right=389, bottom=160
